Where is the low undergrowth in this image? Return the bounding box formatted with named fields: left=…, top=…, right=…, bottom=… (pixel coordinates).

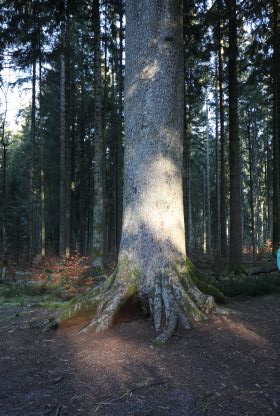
left=201, top=270, right=280, bottom=298
left=0, top=282, right=68, bottom=309
left=0, top=255, right=102, bottom=309
left=216, top=273, right=280, bottom=298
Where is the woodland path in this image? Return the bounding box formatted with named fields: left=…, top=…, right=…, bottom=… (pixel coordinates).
left=0, top=294, right=279, bottom=416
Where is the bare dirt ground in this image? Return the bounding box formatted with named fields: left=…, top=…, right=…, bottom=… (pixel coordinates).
left=0, top=294, right=279, bottom=416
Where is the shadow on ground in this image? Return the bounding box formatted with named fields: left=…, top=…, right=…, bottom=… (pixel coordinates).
left=0, top=294, right=279, bottom=415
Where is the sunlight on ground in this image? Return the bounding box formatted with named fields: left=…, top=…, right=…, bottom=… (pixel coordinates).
left=223, top=317, right=269, bottom=346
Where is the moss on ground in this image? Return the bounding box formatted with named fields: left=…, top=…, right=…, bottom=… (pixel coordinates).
left=215, top=272, right=280, bottom=298
left=0, top=282, right=69, bottom=309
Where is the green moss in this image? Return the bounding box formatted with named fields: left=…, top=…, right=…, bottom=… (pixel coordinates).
left=177, top=260, right=227, bottom=304
left=59, top=299, right=98, bottom=321
left=191, top=274, right=227, bottom=304
left=228, top=264, right=248, bottom=276
left=216, top=273, right=280, bottom=298
left=0, top=282, right=68, bottom=309
left=58, top=257, right=141, bottom=324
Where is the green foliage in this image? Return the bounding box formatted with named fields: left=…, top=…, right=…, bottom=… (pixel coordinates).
left=0, top=281, right=68, bottom=308
left=215, top=273, right=280, bottom=298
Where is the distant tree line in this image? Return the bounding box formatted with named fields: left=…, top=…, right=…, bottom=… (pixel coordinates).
left=0, top=0, right=279, bottom=271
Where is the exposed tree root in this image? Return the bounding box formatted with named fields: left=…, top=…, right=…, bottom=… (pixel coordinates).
left=59, top=259, right=221, bottom=342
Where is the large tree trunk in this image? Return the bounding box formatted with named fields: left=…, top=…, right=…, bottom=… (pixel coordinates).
left=62, top=0, right=216, bottom=342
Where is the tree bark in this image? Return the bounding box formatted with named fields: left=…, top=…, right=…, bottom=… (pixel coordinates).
left=247, top=111, right=255, bottom=259
left=218, top=0, right=227, bottom=258
left=215, top=64, right=221, bottom=257
left=228, top=0, right=242, bottom=270
left=92, top=0, right=105, bottom=269
left=59, top=40, right=66, bottom=257
left=62, top=0, right=216, bottom=342
left=79, top=43, right=87, bottom=255
left=28, top=59, right=36, bottom=265
left=205, top=103, right=211, bottom=256
left=65, top=33, right=71, bottom=258
left=116, top=0, right=124, bottom=252
left=272, top=0, right=280, bottom=254
left=39, top=42, right=45, bottom=260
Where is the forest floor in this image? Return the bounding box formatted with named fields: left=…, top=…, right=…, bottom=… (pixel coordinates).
left=0, top=288, right=279, bottom=416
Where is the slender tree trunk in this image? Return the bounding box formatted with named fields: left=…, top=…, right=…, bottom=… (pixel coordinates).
left=272, top=0, right=280, bottom=254
left=1, top=143, right=8, bottom=280
left=205, top=103, right=211, bottom=256
left=59, top=39, right=66, bottom=257
left=1, top=78, right=9, bottom=278
left=215, top=65, right=221, bottom=256
left=28, top=60, right=36, bottom=265
left=218, top=0, right=227, bottom=258
left=79, top=50, right=87, bottom=255
left=183, top=34, right=193, bottom=255
left=228, top=0, right=242, bottom=270
left=183, top=113, right=192, bottom=255
left=265, top=136, right=272, bottom=242
left=116, top=0, right=124, bottom=252
left=39, top=48, right=45, bottom=260
left=247, top=112, right=255, bottom=259
left=92, top=0, right=105, bottom=269
left=64, top=2, right=72, bottom=258
left=252, top=111, right=260, bottom=252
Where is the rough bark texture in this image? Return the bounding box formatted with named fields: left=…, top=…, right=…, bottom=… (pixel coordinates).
left=65, top=17, right=71, bottom=258
left=59, top=46, right=66, bottom=257
left=272, top=0, right=280, bottom=254
left=39, top=52, right=45, bottom=259
left=116, top=1, right=124, bottom=252
left=228, top=0, right=242, bottom=270
left=247, top=113, right=256, bottom=259
left=28, top=59, right=36, bottom=265
left=92, top=0, right=105, bottom=269
left=205, top=104, right=211, bottom=256
left=61, top=0, right=216, bottom=342
left=215, top=67, right=221, bottom=257
left=218, top=0, right=227, bottom=258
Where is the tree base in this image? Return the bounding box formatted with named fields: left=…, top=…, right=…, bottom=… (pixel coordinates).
left=59, top=258, right=223, bottom=342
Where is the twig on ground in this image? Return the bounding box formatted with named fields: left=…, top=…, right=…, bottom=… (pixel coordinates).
left=250, top=268, right=278, bottom=276
left=54, top=403, right=62, bottom=416
left=94, top=380, right=168, bottom=413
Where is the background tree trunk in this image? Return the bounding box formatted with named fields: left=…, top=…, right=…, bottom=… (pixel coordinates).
left=59, top=41, right=66, bottom=257
left=205, top=103, right=211, bottom=256
left=92, top=0, right=105, bottom=269
left=116, top=0, right=124, bottom=252
left=218, top=0, right=227, bottom=258
left=28, top=59, right=36, bottom=265
left=39, top=45, right=45, bottom=260
left=247, top=111, right=255, bottom=259
left=272, top=0, right=280, bottom=254
left=228, top=0, right=242, bottom=270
